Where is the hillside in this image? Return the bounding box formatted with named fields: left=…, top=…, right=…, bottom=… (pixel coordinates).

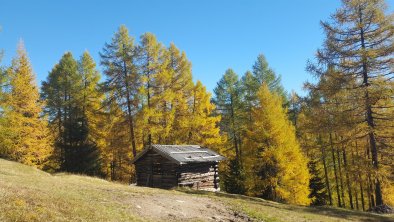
left=0, top=159, right=393, bottom=222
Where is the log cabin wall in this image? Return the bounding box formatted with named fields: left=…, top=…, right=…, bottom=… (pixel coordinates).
left=134, top=146, right=221, bottom=191
left=135, top=149, right=178, bottom=189
left=177, top=163, right=219, bottom=191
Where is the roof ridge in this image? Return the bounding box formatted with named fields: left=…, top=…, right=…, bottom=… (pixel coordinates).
left=152, top=144, right=201, bottom=146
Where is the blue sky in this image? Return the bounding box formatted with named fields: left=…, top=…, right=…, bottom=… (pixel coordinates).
left=1, top=0, right=393, bottom=95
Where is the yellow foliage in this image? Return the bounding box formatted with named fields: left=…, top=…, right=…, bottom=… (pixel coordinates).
left=187, top=81, right=223, bottom=149
left=1, top=43, right=53, bottom=168
left=244, top=84, right=310, bottom=205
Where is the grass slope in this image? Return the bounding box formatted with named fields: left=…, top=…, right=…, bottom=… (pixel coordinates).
left=0, top=158, right=393, bottom=222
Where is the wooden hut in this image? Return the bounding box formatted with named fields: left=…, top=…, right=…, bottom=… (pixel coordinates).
left=131, top=145, right=225, bottom=191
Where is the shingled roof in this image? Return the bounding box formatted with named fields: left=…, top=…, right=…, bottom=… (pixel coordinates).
left=131, top=144, right=225, bottom=165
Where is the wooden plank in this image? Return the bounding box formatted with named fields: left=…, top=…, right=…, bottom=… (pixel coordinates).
left=135, top=148, right=220, bottom=190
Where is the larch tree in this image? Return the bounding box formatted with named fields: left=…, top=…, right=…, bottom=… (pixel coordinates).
left=213, top=69, right=243, bottom=159
left=213, top=69, right=245, bottom=194
left=0, top=44, right=8, bottom=156
left=101, top=91, right=133, bottom=182
left=164, top=43, right=194, bottom=144
left=97, top=26, right=224, bottom=182
left=244, top=84, right=310, bottom=205
left=302, top=69, right=361, bottom=209
left=153, top=48, right=174, bottom=145
left=240, top=70, right=258, bottom=125
left=187, top=81, right=222, bottom=148
left=78, top=51, right=105, bottom=151
left=100, top=25, right=139, bottom=157
left=2, top=43, right=52, bottom=168
left=137, top=32, right=167, bottom=145
left=252, top=54, right=287, bottom=104
left=307, top=0, right=394, bottom=206
left=0, top=42, right=4, bottom=97
left=297, top=93, right=334, bottom=207
left=77, top=51, right=106, bottom=174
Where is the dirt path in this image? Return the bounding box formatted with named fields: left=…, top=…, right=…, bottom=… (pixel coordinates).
left=129, top=191, right=254, bottom=221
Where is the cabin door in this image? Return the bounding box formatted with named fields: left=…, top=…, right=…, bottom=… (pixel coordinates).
left=152, top=161, right=162, bottom=188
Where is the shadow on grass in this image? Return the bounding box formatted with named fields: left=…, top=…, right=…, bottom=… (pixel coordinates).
left=177, top=189, right=394, bottom=222
left=297, top=206, right=394, bottom=222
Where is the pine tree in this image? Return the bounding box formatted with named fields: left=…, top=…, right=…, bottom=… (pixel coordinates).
left=42, top=52, right=77, bottom=169
left=244, top=84, right=310, bottom=205
left=1, top=43, right=52, bottom=168
left=307, top=0, right=394, bottom=206
left=308, top=160, right=328, bottom=206
left=222, top=158, right=246, bottom=194
left=42, top=52, right=101, bottom=174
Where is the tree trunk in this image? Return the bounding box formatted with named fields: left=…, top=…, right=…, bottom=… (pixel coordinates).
left=359, top=175, right=366, bottom=211
left=336, top=139, right=346, bottom=208
left=354, top=185, right=359, bottom=210
left=351, top=142, right=359, bottom=210
left=319, top=135, right=332, bottom=205
left=354, top=140, right=366, bottom=211
left=230, top=96, right=239, bottom=159
left=187, top=89, right=197, bottom=144
left=358, top=7, right=383, bottom=206
left=342, top=143, right=354, bottom=209
left=368, top=174, right=375, bottom=208
left=122, top=54, right=137, bottom=157
left=147, top=78, right=152, bottom=145
left=329, top=133, right=342, bottom=207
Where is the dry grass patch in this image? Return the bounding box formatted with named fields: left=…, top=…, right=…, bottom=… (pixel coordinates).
left=1, top=159, right=393, bottom=222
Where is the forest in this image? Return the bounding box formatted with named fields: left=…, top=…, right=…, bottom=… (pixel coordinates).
left=0, top=0, right=393, bottom=212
